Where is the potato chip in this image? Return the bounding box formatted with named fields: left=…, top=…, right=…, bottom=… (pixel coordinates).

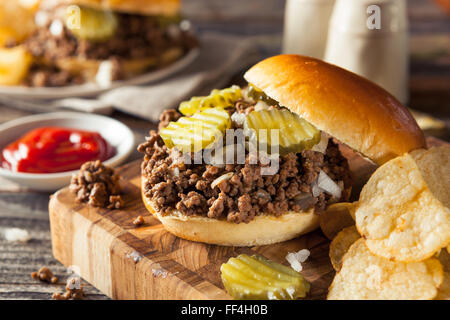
left=327, top=239, right=444, bottom=300
left=0, top=1, right=36, bottom=46
left=320, top=202, right=356, bottom=240
left=355, top=147, right=450, bottom=262
left=435, top=249, right=450, bottom=300
left=329, top=226, right=360, bottom=272
left=0, top=46, right=33, bottom=85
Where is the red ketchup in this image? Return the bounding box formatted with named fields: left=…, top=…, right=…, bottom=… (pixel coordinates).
left=1, top=127, right=116, bottom=174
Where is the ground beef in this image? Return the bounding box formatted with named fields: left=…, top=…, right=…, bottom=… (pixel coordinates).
left=70, top=160, right=123, bottom=209
left=138, top=123, right=352, bottom=223
left=25, top=13, right=198, bottom=86
left=158, top=109, right=181, bottom=131
left=235, top=100, right=256, bottom=115
left=24, top=64, right=84, bottom=87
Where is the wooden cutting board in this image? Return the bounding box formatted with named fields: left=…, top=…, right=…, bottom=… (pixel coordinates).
left=48, top=137, right=446, bottom=300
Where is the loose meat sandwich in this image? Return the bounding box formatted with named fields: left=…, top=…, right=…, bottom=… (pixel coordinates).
left=138, top=54, right=425, bottom=246
left=23, top=0, right=197, bottom=86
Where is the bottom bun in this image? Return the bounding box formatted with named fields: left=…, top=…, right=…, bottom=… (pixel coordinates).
left=141, top=177, right=319, bottom=246
left=53, top=47, right=184, bottom=81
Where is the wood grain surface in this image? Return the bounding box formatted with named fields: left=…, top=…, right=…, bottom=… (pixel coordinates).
left=1, top=0, right=449, bottom=300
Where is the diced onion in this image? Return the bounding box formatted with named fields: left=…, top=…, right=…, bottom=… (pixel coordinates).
left=317, top=170, right=342, bottom=198
left=231, top=112, right=246, bottom=126
left=311, top=133, right=329, bottom=154
left=311, top=181, right=321, bottom=197
left=254, top=100, right=270, bottom=111
left=211, top=172, right=234, bottom=189
left=285, top=249, right=310, bottom=272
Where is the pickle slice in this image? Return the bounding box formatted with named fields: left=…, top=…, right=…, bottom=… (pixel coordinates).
left=179, top=85, right=242, bottom=116
left=220, top=254, right=310, bottom=300
left=243, top=108, right=320, bottom=155
left=160, top=107, right=231, bottom=152
left=66, top=7, right=118, bottom=42
left=247, top=83, right=279, bottom=107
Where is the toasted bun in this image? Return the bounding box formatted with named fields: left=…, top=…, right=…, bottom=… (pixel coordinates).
left=141, top=177, right=319, bottom=246
left=244, top=55, right=426, bottom=165
left=58, top=0, right=180, bottom=16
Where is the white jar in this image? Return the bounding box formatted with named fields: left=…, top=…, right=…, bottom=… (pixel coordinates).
left=282, top=0, right=336, bottom=59
left=324, top=0, right=409, bottom=104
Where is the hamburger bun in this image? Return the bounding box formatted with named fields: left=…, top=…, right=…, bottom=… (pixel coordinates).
left=142, top=177, right=319, bottom=246
left=244, top=54, right=426, bottom=165
left=53, top=47, right=183, bottom=81
left=57, top=0, right=180, bottom=16
left=141, top=54, right=426, bottom=246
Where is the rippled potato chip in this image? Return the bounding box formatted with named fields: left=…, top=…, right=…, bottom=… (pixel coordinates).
left=327, top=239, right=443, bottom=300
left=355, top=146, right=450, bottom=262
left=320, top=202, right=355, bottom=240
left=329, top=226, right=360, bottom=272
left=0, top=46, right=33, bottom=85
left=435, top=249, right=450, bottom=300
left=0, top=1, right=36, bottom=46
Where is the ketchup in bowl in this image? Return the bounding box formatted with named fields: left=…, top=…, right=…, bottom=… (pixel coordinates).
left=1, top=127, right=116, bottom=174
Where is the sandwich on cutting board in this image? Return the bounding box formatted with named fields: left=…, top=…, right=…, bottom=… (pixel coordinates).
left=138, top=54, right=425, bottom=246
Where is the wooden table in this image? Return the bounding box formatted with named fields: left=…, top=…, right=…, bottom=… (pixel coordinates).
left=0, top=0, right=449, bottom=300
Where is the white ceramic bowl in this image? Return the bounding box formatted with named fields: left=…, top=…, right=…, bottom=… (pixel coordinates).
left=0, top=112, right=135, bottom=191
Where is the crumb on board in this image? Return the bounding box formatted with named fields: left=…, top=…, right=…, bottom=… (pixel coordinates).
left=152, top=263, right=168, bottom=278
left=31, top=267, right=58, bottom=284
left=126, top=250, right=142, bottom=263
left=133, top=215, right=145, bottom=226
left=1, top=227, right=31, bottom=242
left=52, top=277, right=84, bottom=300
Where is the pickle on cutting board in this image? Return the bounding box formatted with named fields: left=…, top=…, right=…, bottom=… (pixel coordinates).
left=243, top=108, right=320, bottom=154
left=179, top=85, right=242, bottom=116
left=160, top=107, right=231, bottom=152
left=66, top=7, right=118, bottom=41
left=220, top=254, right=310, bottom=300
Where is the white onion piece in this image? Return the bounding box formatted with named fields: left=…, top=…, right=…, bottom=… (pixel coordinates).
left=254, top=100, right=270, bottom=111
left=211, top=172, right=234, bottom=189
left=317, top=170, right=342, bottom=198
left=311, top=133, right=329, bottom=154
left=231, top=112, right=246, bottom=126
left=96, top=60, right=114, bottom=88
left=311, top=181, right=322, bottom=197
left=1, top=228, right=31, bottom=242
left=285, top=249, right=310, bottom=272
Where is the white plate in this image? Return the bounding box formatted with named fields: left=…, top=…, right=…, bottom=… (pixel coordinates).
left=0, top=48, right=199, bottom=100
left=0, top=112, right=135, bottom=191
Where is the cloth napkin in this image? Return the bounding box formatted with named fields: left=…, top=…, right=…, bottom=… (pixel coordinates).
left=20, top=33, right=262, bottom=122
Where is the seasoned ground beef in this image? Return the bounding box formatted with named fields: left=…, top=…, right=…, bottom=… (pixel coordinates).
left=70, top=160, right=123, bottom=209
left=158, top=109, right=181, bottom=131
left=27, top=14, right=197, bottom=62
left=25, top=12, right=198, bottom=86
left=138, top=103, right=352, bottom=223
left=24, top=64, right=84, bottom=87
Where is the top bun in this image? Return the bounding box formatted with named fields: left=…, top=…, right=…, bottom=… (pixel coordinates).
left=244, top=55, right=426, bottom=165
left=60, top=0, right=180, bottom=16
